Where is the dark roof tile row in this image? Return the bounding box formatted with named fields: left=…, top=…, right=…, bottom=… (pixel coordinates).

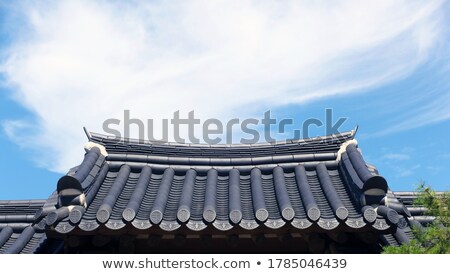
left=0, top=199, right=62, bottom=254
left=48, top=131, right=400, bottom=236
left=0, top=129, right=422, bottom=253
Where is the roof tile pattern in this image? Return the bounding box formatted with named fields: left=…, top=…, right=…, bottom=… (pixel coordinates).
left=49, top=130, right=398, bottom=235
left=0, top=200, right=62, bottom=254
left=0, top=129, right=423, bottom=253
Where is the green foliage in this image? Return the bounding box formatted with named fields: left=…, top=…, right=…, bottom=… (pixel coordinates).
left=382, top=182, right=449, bottom=254
left=382, top=239, right=427, bottom=254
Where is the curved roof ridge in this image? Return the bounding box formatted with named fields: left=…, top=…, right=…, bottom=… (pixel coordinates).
left=0, top=200, right=47, bottom=206
left=86, top=127, right=356, bottom=149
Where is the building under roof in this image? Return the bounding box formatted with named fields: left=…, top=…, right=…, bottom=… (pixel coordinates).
left=0, top=128, right=430, bottom=253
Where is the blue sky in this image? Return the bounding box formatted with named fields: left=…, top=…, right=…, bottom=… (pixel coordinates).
left=0, top=1, right=449, bottom=200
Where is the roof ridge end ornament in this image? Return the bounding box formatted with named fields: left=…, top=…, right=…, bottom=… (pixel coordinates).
left=352, top=125, right=359, bottom=137
left=83, top=126, right=92, bottom=141
left=336, top=139, right=358, bottom=162
left=84, top=141, right=108, bottom=157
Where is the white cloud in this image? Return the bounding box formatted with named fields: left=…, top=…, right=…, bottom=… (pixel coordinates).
left=390, top=164, right=421, bottom=178
left=426, top=165, right=442, bottom=175
left=383, top=153, right=411, bottom=161
left=0, top=0, right=447, bottom=172
left=376, top=85, right=450, bottom=136
left=2, top=120, right=31, bottom=141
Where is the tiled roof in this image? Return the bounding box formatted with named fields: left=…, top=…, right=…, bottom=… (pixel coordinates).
left=394, top=191, right=437, bottom=226
left=45, top=129, right=404, bottom=236
left=0, top=200, right=62, bottom=254
left=1, top=129, right=423, bottom=253
left=376, top=191, right=438, bottom=247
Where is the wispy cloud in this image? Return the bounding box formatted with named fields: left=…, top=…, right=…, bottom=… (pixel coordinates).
left=376, top=83, right=450, bottom=136
left=426, top=165, right=443, bottom=175
left=0, top=0, right=447, bottom=172
left=393, top=164, right=421, bottom=178
left=2, top=120, right=29, bottom=140
left=382, top=153, right=411, bottom=161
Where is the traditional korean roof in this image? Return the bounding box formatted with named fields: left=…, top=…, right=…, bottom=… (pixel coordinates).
left=0, top=199, right=62, bottom=254
left=377, top=191, right=441, bottom=247
left=1, top=128, right=425, bottom=253
left=41, top=128, right=407, bottom=237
